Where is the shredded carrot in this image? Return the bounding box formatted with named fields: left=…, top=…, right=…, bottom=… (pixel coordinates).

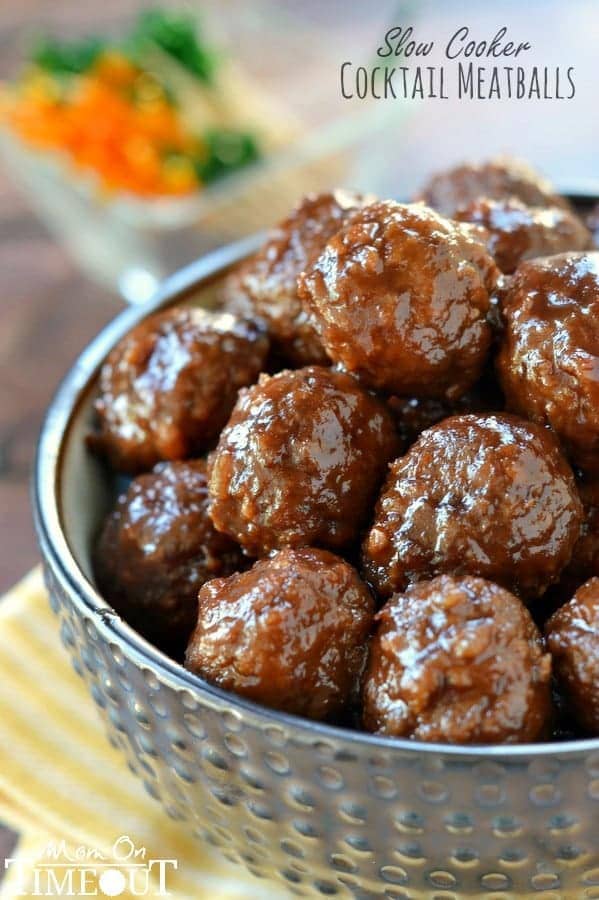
left=2, top=51, right=203, bottom=197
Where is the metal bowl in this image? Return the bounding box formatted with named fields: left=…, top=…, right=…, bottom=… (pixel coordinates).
left=34, top=222, right=599, bottom=899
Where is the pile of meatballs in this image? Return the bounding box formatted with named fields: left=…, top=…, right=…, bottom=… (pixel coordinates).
left=90, top=157, right=599, bottom=746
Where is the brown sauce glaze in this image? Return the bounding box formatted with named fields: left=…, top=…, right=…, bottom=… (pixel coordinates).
left=454, top=197, right=590, bottom=274
left=299, top=201, right=499, bottom=400
left=497, top=252, right=599, bottom=474
left=362, top=575, right=552, bottom=743
left=414, top=158, right=569, bottom=218
left=362, top=413, right=582, bottom=601
left=222, top=190, right=372, bottom=366
left=185, top=548, right=374, bottom=721
left=90, top=307, right=269, bottom=473
left=546, top=577, right=599, bottom=735
left=388, top=365, right=505, bottom=449
left=208, top=365, right=399, bottom=556
left=94, top=460, right=245, bottom=656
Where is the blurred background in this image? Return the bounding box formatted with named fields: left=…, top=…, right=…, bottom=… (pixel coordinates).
left=0, top=0, right=598, bottom=874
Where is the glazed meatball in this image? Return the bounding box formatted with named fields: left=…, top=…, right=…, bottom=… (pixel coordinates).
left=543, top=478, right=599, bottom=613
left=222, top=190, right=371, bottom=366
left=546, top=578, right=599, bottom=734
left=94, top=461, right=245, bottom=655
left=388, top=365, right=505, bottom=448
left=497, top=252, right=599, bottom=474
left=299, top=201, right=498, bottom=400
left=208, top=366, right=399, bottom=556
left=362, top=413, right=582, bottom=601
left=388, top=396, right=455, bottom=450
left=362, top=575, right=552, bottom=743
left=91, top=307, right=269, bottom=472
left=565, top=479, right=599, bottom=584
left=415, top=157, right=568, bottom=218
left=185, top=548, right=375, bottom=720
left=454, top=197, right=590, bottom=274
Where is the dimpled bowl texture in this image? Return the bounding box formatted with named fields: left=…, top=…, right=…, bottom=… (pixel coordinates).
left=34, top=226, right=599, bottom=899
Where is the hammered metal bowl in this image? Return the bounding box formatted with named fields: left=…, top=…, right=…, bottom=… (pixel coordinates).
left=34, top=224, right=599, bottom=899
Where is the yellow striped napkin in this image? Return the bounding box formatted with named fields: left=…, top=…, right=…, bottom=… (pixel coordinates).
left=0, top=569, right=280, bottom=899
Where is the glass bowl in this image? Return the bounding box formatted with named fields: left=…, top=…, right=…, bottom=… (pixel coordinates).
left=1, top=96, right=397, bottom=305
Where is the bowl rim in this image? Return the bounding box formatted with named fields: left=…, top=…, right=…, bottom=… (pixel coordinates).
left=33, top=215, right=599, bottom=762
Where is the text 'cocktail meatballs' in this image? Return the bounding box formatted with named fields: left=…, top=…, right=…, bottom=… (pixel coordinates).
left=93, top=461, right=245, bottom=655
left=362, top=575, right=552, bottom=743
left=454, top=197, right=590, bottom=274
left=208, top=365, right=399, bottom=556
left=497, top=252, right=599, bottom=475
left=223, top=190, right=371, bottom=366
left=299, top=201, right=498, bottom=399
left=185, top=548, right=375, bottom=720
left=546, top=577, right=599, bottom=735
left=415, top=157, right=568, bottom=218
left=362, top=413, right=582, bottom=601
left=91, top=307, right=269, bottom=472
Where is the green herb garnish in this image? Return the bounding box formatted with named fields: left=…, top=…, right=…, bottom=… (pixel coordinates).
left=32, top=36, right=106, bottom=75
left=196, top=130, right=260, bottom=183
left=132, top=9, right=217, bottom=84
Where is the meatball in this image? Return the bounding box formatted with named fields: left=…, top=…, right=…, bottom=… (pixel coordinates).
left=362, top=575, right=552, bottom=743
left=94, top=461, right=245, bottom=655
left=415, top=157, right=568, bottom=218
left=222, top=190, right=371, bottom=366
left=497, top=252, right=599, bottom=474
left=299, top=201, right=498, bottom=400
left=454, top=197, right=590, bottom=274
left=541, top=477, right=599, bottom=618
left=546, top=578, right=599, bottom=735
left=388, top=365, right=505, bottom=448
left=208, top=366, right=399, bottom=556
left=91, top=307, right=269, bottom=472
left=185, top=548, right=375, bottom=720
left=362, top=413, right=582, bottom=601
left=565, top=479, right=599, bottom=584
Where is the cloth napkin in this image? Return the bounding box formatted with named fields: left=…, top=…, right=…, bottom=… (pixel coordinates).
left=0, top=569, right=282, bottom=899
